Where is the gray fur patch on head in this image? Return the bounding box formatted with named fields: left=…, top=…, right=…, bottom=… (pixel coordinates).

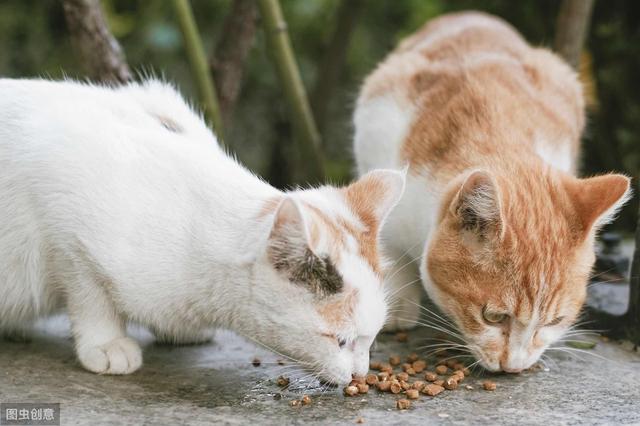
left=268, top=236, right=343, bottom=297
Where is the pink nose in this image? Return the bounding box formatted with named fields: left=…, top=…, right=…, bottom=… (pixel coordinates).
left=500, top=362, right=523, bottom=373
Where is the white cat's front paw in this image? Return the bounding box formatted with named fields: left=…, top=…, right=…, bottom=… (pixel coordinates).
left=78, top=337, right=142, bottom=375
left=383, top=299, right=421, bottom=332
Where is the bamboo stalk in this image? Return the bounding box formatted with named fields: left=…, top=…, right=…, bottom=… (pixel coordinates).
left=554, top=0, right=595, bottom=69
left=257, top=0, right=325, bottom=182
left=172, top=0, right=224, bottom=141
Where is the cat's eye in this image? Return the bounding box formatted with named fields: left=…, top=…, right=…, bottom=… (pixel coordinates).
left=338, top=338, right=347, bottom=348
left=546, top=316, right=564, bottom=327
left=482, top=307, right=508, bottom=324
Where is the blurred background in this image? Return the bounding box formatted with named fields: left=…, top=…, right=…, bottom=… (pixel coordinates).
left=0, top=0, right=638, bottom=232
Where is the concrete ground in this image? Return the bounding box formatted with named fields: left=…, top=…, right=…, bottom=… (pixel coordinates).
left=1, top=303, right=639, bottom=426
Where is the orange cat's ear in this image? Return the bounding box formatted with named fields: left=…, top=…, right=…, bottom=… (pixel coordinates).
left=448, top=170, right=504, bottom=237
left=564, top=174, right=631, bottom=233
left=344, top=169, right=406, bottom=225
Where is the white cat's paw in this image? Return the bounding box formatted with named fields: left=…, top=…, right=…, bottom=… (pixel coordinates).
left=383, top=299, right=421, bottom=332
left=78, top=337, right=142, bottom=375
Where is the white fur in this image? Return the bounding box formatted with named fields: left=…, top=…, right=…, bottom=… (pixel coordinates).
left=0, top=78, right=402, bottom=384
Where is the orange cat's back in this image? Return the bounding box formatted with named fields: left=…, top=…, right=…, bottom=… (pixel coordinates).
left=357, top=11, right=584, bottom=180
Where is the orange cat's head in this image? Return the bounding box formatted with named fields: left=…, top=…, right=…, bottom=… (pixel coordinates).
left=424, top=168, right=630, bottom=372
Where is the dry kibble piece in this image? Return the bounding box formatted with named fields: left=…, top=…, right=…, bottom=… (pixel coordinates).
left=390, top=380, right=402, bottom=394
left=355, top=418, right=365, bottom=424
left=396, top=398, right=411, bottom=410
left=301, top=395, right=312, bottom=405
left=434, top=379, right=445, bottom=386
left=389, top=355, right=401, bottom=366
left=401, top=363, right=412, bottom=372
left=400, top=381, right=412, bottom=391
left=405, top=367, right=416, bottom=376
left=397, top=372, right=409, bottom=382
left=443, top=377, right=459, bottom=390
left=377, top=372, right=390, bottom=381
left=406, top=389, right=420, bottom=400
left=277, top=376, right=290, bottom=387
left=453, top=362, right=465, bottom=371
left=412, top=360, right=427, bottom=373
left=345, top=385, right=359, bottom=396
left=483, top=381, right=497, bottom=391
left=424, top=371, right=438, bottom=382
left=380, top=363, right=394, bottom=373
left=395, top=332, right=409, bottom=342
left=422, top=384, right=445, bottom=396
left=435, top=365, right=448, bottom=375
left=407, top=353, right=419, bottom=362
left=446, top=359, right=458, bottom=368
left=369, top=361, right=382, bottom=371
left=290, top=399, right=300, bottom=407
left=412, top=380, right=426, bottom=391
left=377, top=381, right=391, bottom=392
left=463, top=367, right=471, bottom=376
left=252, top=357, right=261, bottom=367
left=350, top=376, right=366, bottom=387
left=366, top=374, right=379, bottom=386
left=356, top=383, right=370, bottom=394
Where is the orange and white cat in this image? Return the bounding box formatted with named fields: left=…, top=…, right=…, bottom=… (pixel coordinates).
left=354, top=11, right=630, bottom=372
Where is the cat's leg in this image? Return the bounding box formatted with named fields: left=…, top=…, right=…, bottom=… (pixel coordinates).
left=152, top=327, right=214, bottom=345
left=66, top=274, right=142, bottom=375
left=383, top=256, right=422, bottom=332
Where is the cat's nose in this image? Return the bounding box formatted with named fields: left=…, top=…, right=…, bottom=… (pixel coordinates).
left=499, top=361, right=523, bottom=373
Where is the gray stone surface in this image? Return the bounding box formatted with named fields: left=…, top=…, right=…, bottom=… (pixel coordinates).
left=1, top=314, right=639, bottom=426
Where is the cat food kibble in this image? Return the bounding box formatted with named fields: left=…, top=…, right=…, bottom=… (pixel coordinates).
left=443, top=376, right=459, bottom=390
left=344, top=385, right=359, bottom=396
left=377, top=381, right=391, bottom=392
left=435, top=365, right=448, bottom=375
left=412, top=360, right=427, bottom=373
left=350, top=376, right=366, bottom=386
left=390, top=380, right=402, bottom=394
left=401, top=363, right=412, bottom=372
left=406, top=389, right=420, bottom=400
left=389, top=355, right=401, bottom=366
left=405, top=367, right=416, bottom=376
left=397, top=372, right=409, bottom=382
left=407, top=353, right=419, bottom=362
left=400, top=381, right=412, bottom=391
left=277, top=376, right=290, bottom=387
left=380, top=363, right=393, bottom=373
left=424, top=371, right=438, bottom=382
left=370, top=361, right=382, bottom=370
left=356, top=383, right=370, bottom=394
left=365, top=374, right=378, bottom=385
left=412, top=380, right=426, bottom=391
left=434, top=379, right=445, bottom=386
left=378, top=372, right=390, bottom=381
left=422, top=384, right=445, bottom=396
left=301, top=395, right=312, bottom=405
left=252, top=357, right=261, bottom=367
left=396, top=399, right=411, bottom=410
left=483, top=381, right=497, bottom=391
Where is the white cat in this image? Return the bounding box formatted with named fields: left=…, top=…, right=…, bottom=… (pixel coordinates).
left=0, top=79, right=405, bottom=384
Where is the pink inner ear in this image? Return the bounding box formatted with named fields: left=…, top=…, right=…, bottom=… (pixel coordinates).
left=564, top=174, right=630, bottom=232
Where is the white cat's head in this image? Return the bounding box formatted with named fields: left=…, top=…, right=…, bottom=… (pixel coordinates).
left=251, top=170, right=405, bottom=385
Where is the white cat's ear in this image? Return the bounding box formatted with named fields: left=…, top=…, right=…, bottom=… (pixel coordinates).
left=344, top=169, right=406, bottom=226
left=449, top=170, right=504, bottom=237
left=267, top=198, right=344, bottom=297
left=564, top=174, right=631, bottom=233
left=268, top=197, right=310, bottom=248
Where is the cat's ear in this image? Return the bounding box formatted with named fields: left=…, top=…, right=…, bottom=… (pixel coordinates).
left=564, top=174, right=631, bottom=233
left=448, top=170, right=504, bottom=238
left=267, top=198, right=344, bottom=297
left=268, top=197, right=310, bottom=251
left=344, top=169, right=406, bottom=226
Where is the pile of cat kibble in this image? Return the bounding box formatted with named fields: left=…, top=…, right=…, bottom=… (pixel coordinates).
left=343, top=351, right=497, bottom=410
